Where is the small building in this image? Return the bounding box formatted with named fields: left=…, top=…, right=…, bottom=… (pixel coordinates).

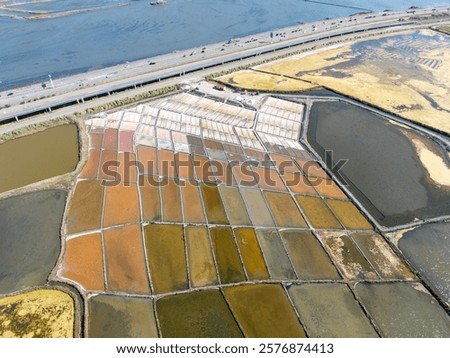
left=213, top=82, right=226, bottom=91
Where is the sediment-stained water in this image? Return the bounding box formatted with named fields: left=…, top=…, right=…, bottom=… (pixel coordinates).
left=0, top=190, right=67, bottom=294
left=79, top=147, right=100, bottom=179
left=59, top=233, right=105, bottom=292
left=210, top=227, right=246, bottom=284
left=280, top=230, right=340, bottom=280
left=222, top=284, right=306, bottom=338
left=137, top=146, right=158, bottom=176
left=103, top=182, right=140, bottom=227
left=255, top=229, right=296, bottom=280
left=181, top=181, right=206, bottom=224
left=219, top=186, right=251, bottom=226
left=144, top=224, right=188, bottom=294
left=139, top=175, right=162, bottom=222
left=288, top=283, right=378, bottom=338
left=295, top=195, right=342, bottom=229
left=160, top=178, right=182, bottom=222
left=65, top=179, right=104, bottom=234
left=282, top=172, right=318, bottom=196
left=156, top=289, right=243, bottom=338
left=0, top=124, right=79, bottom=194
left=240, top=188, right=275, bottom=227
left=185, top=226, right=218, bottom=288
left=264, top=191, right=307, bottom=228
left=319, top=232, right=378, bottom=280
left=352, top=232, right=414, bottom=280
left=104, top=225, right=150, bottom=295
left=176, top=153, right=196, bottom=180
left=326, top=199, right=372, bottom=230
left=87, top=295, right=157, bottom=338
left=396, top=223, right=450, bottom=306
left=233, top=227, right=270, bottom=281
left=354, top=282, right=450, bottom=337
left=200, top=183, right=229, bottom=225
left=312, top=178, right=347, bottom=200
left=307, top=100, right=450, bottom=227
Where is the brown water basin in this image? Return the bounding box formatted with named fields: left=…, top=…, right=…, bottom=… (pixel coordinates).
left=103, top=182, right=140, bottom=227
left=156, top=289, right=242, bottom=338
left=264, top=191, right=307, bottom=228
left=223, top=284, right=306, bottom=338
left=87, top=294, right=157, bottom=338
left=160, top=178, right=182, bottom=222
left=295, top=195, right=342, bottom=229
left=0, top=124, right=79, bottom=193
left=104, top=225, right=150, bottom=294
left=312, top=178, right=347, bottom=200
left=175, top=152, right=195, bottom=180
left=252, top=166, right=287, bottom=191
left=233, top=227, right=270, bottom=280
left=326, top=199, right=372, bottom=230
left=137, top=145, right=158, bottom=175
left=219, top=186, right=251, bottom=225
left=66, top=180, right=103, bottom=234
left=280, top=230, right=340, bottom=280
left=354, top=282, right=450, bottom=337
left=288, top=283, right=378, bottom=337
left=118, top=152, right=138, bottom=183
left=185, top=226, right=218, bottom=287
left=282, top=172, right=318, bottom=196
left=59, top=232, right=105, bottom=291
left=139, top=175, right=161, bottom=222
left=80, top=148, right=100, bottom=179
left=210, top=226, right=246, bottom=284
left=320, top=232, right=378, bottom=280
left=144, top=224, right=188, bottom=294
left=255, top=229, right=296, bottom=280
left=240, top=188, right=274, bottom=227
left=180, top=180, right=205, bottom=224
left=98, top=150, right=118, bottom=181
left=158, top=149, right=176, bottom=178
left=201, top=183, right=229, bottom=225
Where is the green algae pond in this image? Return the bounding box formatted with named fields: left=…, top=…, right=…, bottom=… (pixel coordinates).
left=0, top=124, right=79, bottom=194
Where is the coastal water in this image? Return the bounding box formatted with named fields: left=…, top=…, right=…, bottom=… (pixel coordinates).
left=1, top=0, right=449, bottom=90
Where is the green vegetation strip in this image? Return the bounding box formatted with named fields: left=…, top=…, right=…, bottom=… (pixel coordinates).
left=434, top=25, right=450, bottom=35
left=0, top=116, right=73, bottom=143
left=74, top=85, right=179, bottom=118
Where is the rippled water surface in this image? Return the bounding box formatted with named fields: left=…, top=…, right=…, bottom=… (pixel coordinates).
left=1, top=0, right=449, bottom=90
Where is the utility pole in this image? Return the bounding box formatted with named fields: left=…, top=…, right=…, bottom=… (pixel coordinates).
left=48, top=74, right=54, bottom=89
